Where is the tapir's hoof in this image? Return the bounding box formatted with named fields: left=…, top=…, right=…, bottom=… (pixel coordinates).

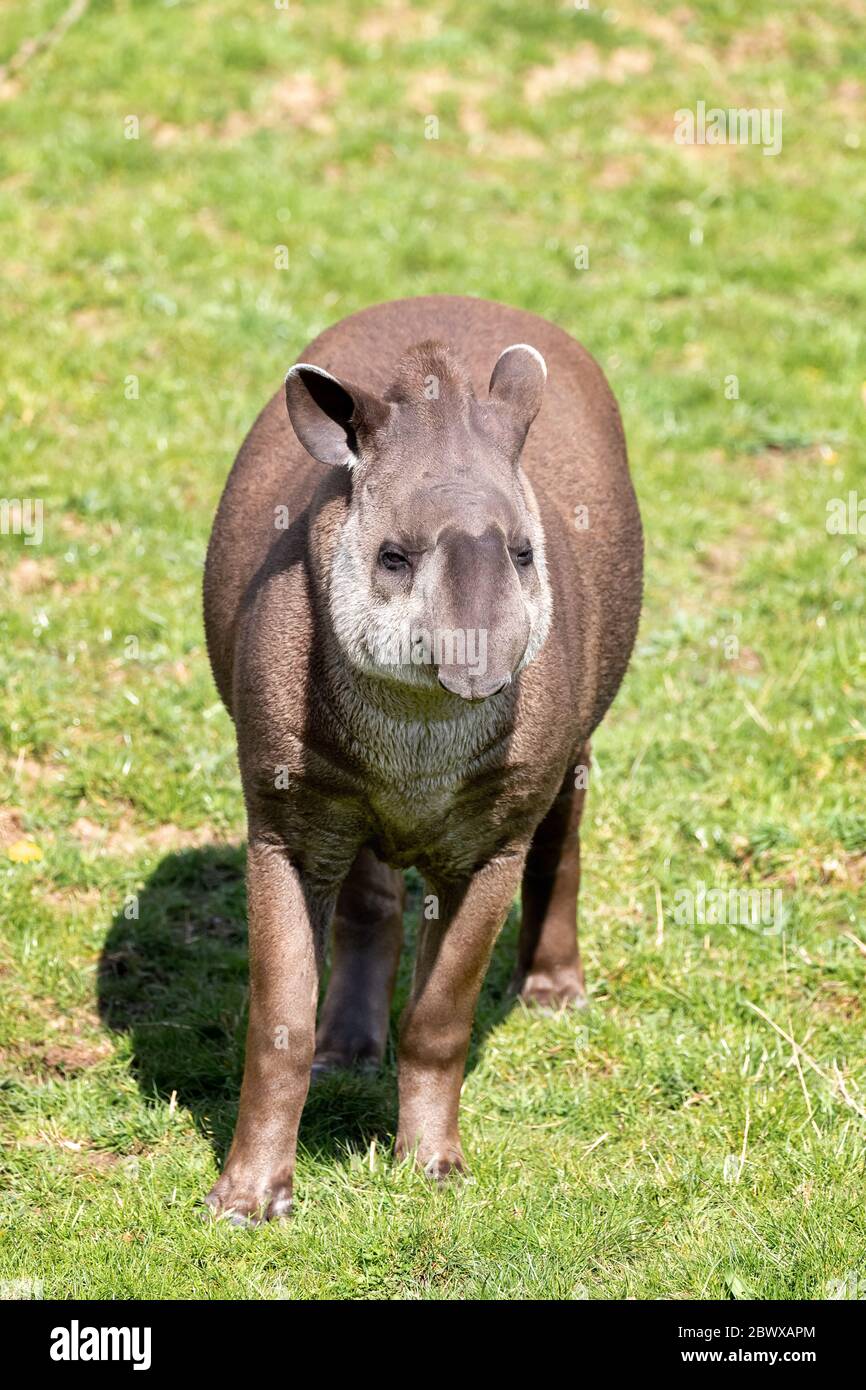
left=422, top=1152, right=468, bottom=1183
left=397, top=1143, right=468, bottom=1182
left=200, top=1201, right=257, bottom=1229
left=310, top=1044, right=381, bottom=1080
left=515, top=967, right=588, bottom=1012
left=202, top=1172, right=293, bottom=1225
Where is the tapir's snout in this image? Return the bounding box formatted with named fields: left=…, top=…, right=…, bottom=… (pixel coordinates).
left=431, top=525, right=529, bottom=701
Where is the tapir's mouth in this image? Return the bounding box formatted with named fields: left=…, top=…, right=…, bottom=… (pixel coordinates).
left=437, top=670, right=511, bottom=701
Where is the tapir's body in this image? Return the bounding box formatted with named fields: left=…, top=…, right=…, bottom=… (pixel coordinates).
left=203, top=295, right=642, bottom=1222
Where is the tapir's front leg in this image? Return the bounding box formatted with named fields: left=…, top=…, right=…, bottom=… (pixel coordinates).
left=204, top=838, right=332, bottom=1224
left=397, top=848, right=528, bottom=1177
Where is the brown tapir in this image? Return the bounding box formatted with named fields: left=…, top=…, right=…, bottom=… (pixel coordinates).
left=202, top=294, right=642, bottom=1222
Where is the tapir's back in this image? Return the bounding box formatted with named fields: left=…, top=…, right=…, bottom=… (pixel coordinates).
left=204, top=295, right=642, bottom=727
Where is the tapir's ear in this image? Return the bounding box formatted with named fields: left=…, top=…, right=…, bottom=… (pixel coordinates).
left=488, top=344, right=547, bottom=448
left=285, top=364, right=391, bottom=468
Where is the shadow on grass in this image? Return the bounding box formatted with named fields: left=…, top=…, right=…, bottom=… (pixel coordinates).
left=98, top=846, right=519, bottom=1167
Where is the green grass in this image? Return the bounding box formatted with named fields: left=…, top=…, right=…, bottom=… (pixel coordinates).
left=1, top=0, right=865, bottom=1299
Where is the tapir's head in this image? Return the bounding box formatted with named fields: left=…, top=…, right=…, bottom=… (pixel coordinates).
left=285, top=340, right=552, bottom=701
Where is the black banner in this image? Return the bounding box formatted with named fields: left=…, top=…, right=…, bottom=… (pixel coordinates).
left=0, top=1298, right=858, bottom=1373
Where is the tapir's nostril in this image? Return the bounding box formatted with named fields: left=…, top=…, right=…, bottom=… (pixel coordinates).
left=438, top=671, right=511, bottom=701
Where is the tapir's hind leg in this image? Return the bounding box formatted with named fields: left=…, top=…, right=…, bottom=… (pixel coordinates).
left=313, top=847, right=405, bottom=1074
left=512, top=746, right=590, bottom=1009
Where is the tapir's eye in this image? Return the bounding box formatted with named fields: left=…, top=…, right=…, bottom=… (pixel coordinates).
left=514, top=545, right=534, bottom=568
left=379, top=546, right=410, bottom=572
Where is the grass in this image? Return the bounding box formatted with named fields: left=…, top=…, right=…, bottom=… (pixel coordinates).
left=1, top=0, right=864, bottom=1300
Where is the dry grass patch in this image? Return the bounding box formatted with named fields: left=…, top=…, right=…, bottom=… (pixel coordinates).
left=68, top=813, right=234, bottom=858
left=358, top=1, right=441, bottom=45
left=523, top=44, right=653, bottom=105
left=150, top=68, right=346, bottom=147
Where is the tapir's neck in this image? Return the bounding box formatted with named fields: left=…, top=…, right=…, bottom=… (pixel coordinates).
left=318, top=645, right=515, bottom=787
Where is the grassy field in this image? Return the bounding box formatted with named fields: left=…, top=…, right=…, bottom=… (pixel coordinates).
left=1, top=0, right=865, bottom=1300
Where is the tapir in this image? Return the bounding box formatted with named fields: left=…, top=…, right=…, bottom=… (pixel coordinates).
left=202, top=294, right=642, bottom=1221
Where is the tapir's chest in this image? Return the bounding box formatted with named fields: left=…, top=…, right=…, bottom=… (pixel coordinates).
left=265, top=703, right=544, bottom=879
left=363, top=770, right=508, bottom=872
left=349, top=715, right=524, bottom=872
